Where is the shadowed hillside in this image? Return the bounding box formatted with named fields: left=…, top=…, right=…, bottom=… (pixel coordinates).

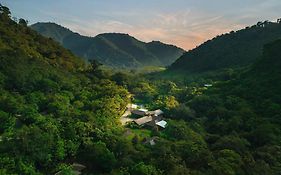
left=169, top=21, right=281, bottom=73
left=2, top=3, right=281, bottom=175
left=0, top=5, right=130, bottom=174
left=31, top=22, right=185, bottom=68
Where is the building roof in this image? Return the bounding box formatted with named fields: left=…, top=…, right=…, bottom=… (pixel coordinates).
left=135, top=116, right=153, bottom=125
left=156, top=120, right=167, bottom=128
left=204, top=84, right=213, bottom=87
left=147, top=109, right=164, bottom=116
left=154, top=109, right=164, bottom=116
left=139, top=108, right=148, bottom=112
left=127, top=104, right=138, bottom=109
left=132, top=108, right=148, bottom=116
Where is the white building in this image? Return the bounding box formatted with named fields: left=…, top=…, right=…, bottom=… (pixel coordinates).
left=155, top=120, right=168, bottom=129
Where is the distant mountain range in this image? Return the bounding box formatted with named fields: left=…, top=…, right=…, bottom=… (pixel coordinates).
left=31, top=22, right=185, bottom=68
left=169, top=21, right=281, bottom=73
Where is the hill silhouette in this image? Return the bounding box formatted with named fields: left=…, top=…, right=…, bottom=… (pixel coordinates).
left=31, top=22, right=185, bottom=68
left=169, top=21, right=281, bottom=73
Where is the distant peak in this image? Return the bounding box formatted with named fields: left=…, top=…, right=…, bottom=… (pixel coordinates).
left=96, top=32, right=140, bottom=41
left=31, top=22, right=71, bottom=31
left=32, top=22, right=60, bottom=26
left=97, top=33, right=130, bottom=37
left=150, top=40, right=162, bottom=43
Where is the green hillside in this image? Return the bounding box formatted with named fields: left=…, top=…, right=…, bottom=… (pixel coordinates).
left=188, top=40, right=281, bottom=174
left=30, top=22, right=73, bottom=44
left=31, top=22, right=185, bottom=68
left=124, top=39, right=281, bottom=174
left=169, top=21, right=281, bottom=73
left=2, top=3, right=281, bottom=175
left=230, top=39, right=281, bottom=104
left=0, top=5, right=130, bottom=174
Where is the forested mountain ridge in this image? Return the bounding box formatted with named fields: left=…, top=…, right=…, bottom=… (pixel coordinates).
left=0, top=15, right=85, bottom=71
left=233, top=39, right=281, bottom=104
left=0, top=5, right=130, bottom=174
left=2, top=3, right=281, bottom=175
left=122, top=39, right=281, bottom=175
left=31, top=22, right=185, bottom=68
left=192, top=40, right=281, bottom=174
left=29, top=22, right=73, bottom=44
left=169, top=20, right=281, bottom=73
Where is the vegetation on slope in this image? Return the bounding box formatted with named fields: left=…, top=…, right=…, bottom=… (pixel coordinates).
left=1, top=4, right=281, bottom=175
left=31, top=22, right=185, bottom=68
left=186, top=40, right=281, bottom=174
left=169, top=20, right=281, bottom=73
left=0, top=5, right=130, bottom=174
left=109, top=39, right=281, bottom=175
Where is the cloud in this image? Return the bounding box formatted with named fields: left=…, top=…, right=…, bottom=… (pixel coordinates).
left=22, top=0, right=281, bottom=50
left=55, top=10, right=246, bottom=50
left=122, top=10, right=243, bottom=50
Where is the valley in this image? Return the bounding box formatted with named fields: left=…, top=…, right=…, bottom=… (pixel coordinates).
left=0, top=3, right=281, bottom=175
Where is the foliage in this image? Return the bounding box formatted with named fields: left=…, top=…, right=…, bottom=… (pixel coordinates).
left=0, top=6, right=129, bottom=174
left=31, top=23, right=185, bottom=68
left=130, top=162, right=162, bottom=175
left=169, top=20, right=281, bottom=73
left=1, top=4, right=281, bottom=175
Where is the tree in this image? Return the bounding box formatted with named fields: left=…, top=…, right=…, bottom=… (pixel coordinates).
left=169, top=104, right=195, bottom=120
left=19, top=18, right=28, bottom=26
left=212, top=135, right=250, bottom=154
left=210, top=149, right=242, bottom=175
left=257, top=21, right=263, bottom=27
left=111, top=72, right=130, bottom=86
left=155, top=95, right=179, bottom=110
left=79, top=141, right=116, bottom=172
left=130, top=162, right=162, bottom=175
left=248, top=122, right=279, bottom=147
left=0, top=73, right=5, bottom=87
left=0, top=4, right=11, bottom=17
left=132, top=135, right=139, bottom=145
left=89, top=59, right=102, bottom=72
left=189, top=95, right=221, bottom=117
left=56, top=164, right=73, bottom=175
left=132, top=81, right=156, bottom=102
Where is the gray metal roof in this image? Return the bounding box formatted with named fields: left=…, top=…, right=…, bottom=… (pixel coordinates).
left=135, top=116, right=153, bottom=125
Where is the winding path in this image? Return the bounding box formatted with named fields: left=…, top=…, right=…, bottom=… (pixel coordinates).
left=120, top=103, right=134, bottom=125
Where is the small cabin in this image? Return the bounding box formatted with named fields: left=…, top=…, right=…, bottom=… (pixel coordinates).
left=204, top=84, right=213, bottom=87
left=134, top=116, right=153, bottom=125
left=127, top=104, right=138, bottom=110
left=153, top=109, right=164, bottom=116
left=131, top=104, right=138, bottom=109
left=155, top=120, right=167, bottom=129
left=134, top=115, right=167, bottom=129
left=147, top=109, right=164, bottom=117
left=132, top=108, right=148, bottom=116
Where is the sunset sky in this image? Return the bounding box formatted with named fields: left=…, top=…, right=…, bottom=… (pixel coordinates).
left=2, top=0, right=281, bottom=50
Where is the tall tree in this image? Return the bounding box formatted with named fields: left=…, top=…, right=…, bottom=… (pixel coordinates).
left=0, top=4, right=11, bottom=17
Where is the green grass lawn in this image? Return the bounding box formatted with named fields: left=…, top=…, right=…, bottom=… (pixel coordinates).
left=125, top=128, right=152, bottom=141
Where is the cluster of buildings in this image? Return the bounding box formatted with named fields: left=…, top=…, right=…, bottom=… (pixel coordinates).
left=127, top=104, right=167, bottom=129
